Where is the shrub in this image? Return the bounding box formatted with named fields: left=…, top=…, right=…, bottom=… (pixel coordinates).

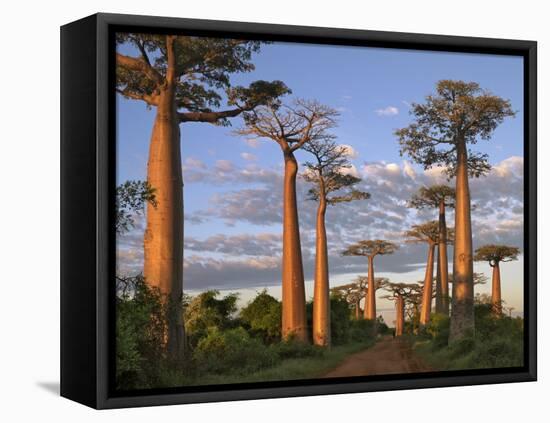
left=184, top=290, right=239, bottom=348
left=273, top=338, right=325, bottom=360
left=194, top=327, right=279, bottom=374
left=240, top=290, right=282, bottom=343
left=425, top=313, right=450, bottom=349
left=115, top=275, right=167, bottom=389
left=349, top=319, right=376, bottom=342
left=330, top=296, right=352, bottom=345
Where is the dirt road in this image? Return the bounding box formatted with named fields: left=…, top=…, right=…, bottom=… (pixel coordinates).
left=322, top=337, right=432, bottom=378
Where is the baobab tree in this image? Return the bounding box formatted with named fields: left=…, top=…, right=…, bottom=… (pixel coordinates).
left=405, top=221, right=454, bottom=326
left=238, top=99, right=339, bottom=342
left=402, top=283, right=423, bottom=334
left=381, top=282, right=415, bottom=336
left=474, top=245, right=520, bottom=315
left=302, top=138, right=370, bottom=346
left=342, top=240, right=398, bottom=324
left=330, top=277, right=367, bottom=320
left=397, top=80, right=515, bottom=341
left=409, top=185, right=455, bottom=315
left=116, top=34, right=289, bottom=358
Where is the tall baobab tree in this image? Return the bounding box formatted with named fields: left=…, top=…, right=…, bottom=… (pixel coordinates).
left=381, top=282, right=415, bottom=336
left=238, top=99, right=339, bottom=342
left=302, top=139, right=370, bottom=346
left=330, top=277, right=367, bottom=320
left=405, top=221, right=454, bottom=326
left=474, top=245, right=520, bottom=315
left=409, top=185, right=455, bottom=315
left=342, top=240, right=398, bottom=324
left=116, top=34, right=289, bottom=358
left=397, top=80, right=515, bottom=341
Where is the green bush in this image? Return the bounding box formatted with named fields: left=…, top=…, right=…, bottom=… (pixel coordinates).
left=416, top=304, right=524, bottom=371
left=273, top=338, right=325, bottom=360
left=349, top=319, right=376, bottom=342
left=115, top=275, right=167, bottom=390
left=194, top=327, right=279, bottom=374
left=184, top=290, right=239, bottom=348
left=240, top=290, right=282, bottom=343
left=330, top=296, right=352, bottom=345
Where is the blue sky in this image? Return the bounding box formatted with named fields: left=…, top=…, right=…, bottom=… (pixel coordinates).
left=116, top=38, right=524, bottom=320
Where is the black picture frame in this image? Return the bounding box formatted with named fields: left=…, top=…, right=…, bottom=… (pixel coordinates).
left=60, top=12, right=537, bottom=409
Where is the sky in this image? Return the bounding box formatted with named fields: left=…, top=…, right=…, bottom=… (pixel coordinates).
left=116, top=37, right=524, bottom=324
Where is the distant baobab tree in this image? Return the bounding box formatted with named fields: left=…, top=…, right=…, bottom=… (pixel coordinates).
left=402, top=283, right=423, bottom=334
left=238, top=99, right=339, bottom=342
left=474, top=245, right=520, bottom=315
left=409, top=185, right=455, bottom=315
left=397, top=80, right=515, bottom=341
left=381, top=282, right=416, bottom=336
left=405, top=221, right=454, bottom=326
left=303, top=138, right=370, bottom=346
left=330, top=277, right=367, bottom=320
left=342, top=240, right=398, bottom=324
left=116, top=34, right=289, bottom=358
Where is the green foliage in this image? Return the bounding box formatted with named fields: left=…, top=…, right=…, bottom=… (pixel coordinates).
left=330, top=296, right=352, bottom=345
left=342, top=239, right=398, bottom=257
left=397, top=79, right=515, bottom=178
left=115, top=180, right=157, bottom=234
left=273, top=338, right=324, bottom=360
left=474, top=244, right=520, bottom=266
left=415, top=304, right=524, bottom=370
left=409, top=184, right=456, bottom=209
left=184, top=290, right=239, bottom=348
left=349, top=319, right=377, bottom=342
left=193, top=327, right=278, bottom=374
left=115, top=275, right=166, bottom=389
left=240, top=290, right=282, bottom=343
left=116, top=34, right=290, bottom=123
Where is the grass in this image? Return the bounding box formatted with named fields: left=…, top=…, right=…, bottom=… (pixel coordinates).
left=183, top=339, right=376, bottom=386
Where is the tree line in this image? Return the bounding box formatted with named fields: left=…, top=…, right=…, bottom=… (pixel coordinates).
left=116, top=34, right=518, bottom=365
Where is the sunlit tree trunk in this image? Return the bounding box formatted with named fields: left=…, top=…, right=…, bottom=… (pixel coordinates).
left=395, top=294, right=405, bottom=336
left=491, top=262, right=502, bottom=316
left=436, top=199, right=450, bottom=315
left=281, top=152, right=308, bottom=342
left=420, top=243, right=436, bottom=325
left=365, top=255, right=376, bottom=321
left=450, top=140, right=475, bottom=341
left=143, top=88, right=186, bottom=360
left=312, top=179, right=330, bottom=346
left=354, top=300, right=361, bottom=320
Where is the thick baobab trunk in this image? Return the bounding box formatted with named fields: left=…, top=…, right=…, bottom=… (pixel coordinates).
left=143, top=82, right=186, bottom=360
left=312, top=184, right=330, bottom=346
left=354, top=300, right=361, bottom=320
left=450, top=141, right=475, bottom=341
left=395, top=294, right=405, bottom=336
left=281, top=152, right=308, bottom=342
left=420, top=243, right=436, bottom=325
left=435, top=199, right=450, bottom=315
left=365, top=255, right=376, bottom=321
left=491, top=262, right=502, bottom=315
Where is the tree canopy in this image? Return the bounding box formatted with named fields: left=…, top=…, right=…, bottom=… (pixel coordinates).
left=474, top=244, right=520, bottom=266
left=302, top=137, right=370, bottom=204
left=342, top=240, right=398, bottom=258
left=396, top=80, right=515, bottom=177
left=409, top=184, right=456, bottom=209
left=404, top=221, right=455, bottom=245
left=116, top=34, right=290, bottom=124
left=237, top=99, right=339, bottom=152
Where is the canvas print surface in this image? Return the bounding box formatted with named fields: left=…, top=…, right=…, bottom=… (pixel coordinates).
left=115, top=32, right=524, bottom=391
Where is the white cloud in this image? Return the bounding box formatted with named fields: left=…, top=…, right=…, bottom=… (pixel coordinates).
left=240, top=152, right=257, bottom=161
left=375, top=106, right=399, bottom=116
left=337, top=144, right=359, bottom=159
left=243, top=137, right=261, bottom=148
